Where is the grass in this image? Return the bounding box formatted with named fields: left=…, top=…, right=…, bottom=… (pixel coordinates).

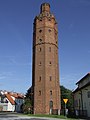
left=27, top=114, right=65, bottom=118
left=27, top=114, right=79, bottom=119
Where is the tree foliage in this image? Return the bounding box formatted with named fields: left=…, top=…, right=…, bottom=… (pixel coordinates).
left=60, top=85, right=73, bottom=110
left=22, top=87, right=33, bottom=114
left=23, top=86, right=73, bottom=114
left=22, top=97, right=32, bottom=113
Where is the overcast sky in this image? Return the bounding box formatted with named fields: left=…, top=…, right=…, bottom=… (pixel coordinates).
left=0, top=0, right=90, bottom=93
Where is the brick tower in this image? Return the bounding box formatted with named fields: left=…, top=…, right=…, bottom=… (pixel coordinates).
left=32, top=3, right=61, bottom=114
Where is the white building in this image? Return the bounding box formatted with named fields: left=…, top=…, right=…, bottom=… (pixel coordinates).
left=73, top=73, right=90, bottom=118
left=0, top=91, right=24, bottom=112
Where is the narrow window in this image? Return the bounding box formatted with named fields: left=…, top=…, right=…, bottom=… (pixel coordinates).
left=39, top=90, right=41, bottom=96
left=50, top=76, right=52, bottom=81
left=49, top=47, right=51, bottom=52
left=39, top=29, right=42, bottom=33
left=48, top=29, right=51, bottom=32
left=48, top=18, right=51, bottom=21
left=56, top=50, right=57, bottom=54
left=39, top=18, right=42, bottom=21
left=39, top=76, right=41, bottom=82
left=50, top=90, right=52, bottom=95
left=50, top=101, right=53, bottom=109
left=39, top=47, right=41, bottom=52
left=39, top=61, right=41, bottom=66
left=49, top=61, right=51, bottom=65
left=39, top=39, right=42, bottom=42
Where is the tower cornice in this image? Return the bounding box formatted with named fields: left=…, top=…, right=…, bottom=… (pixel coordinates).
left=33, top=42, right=58, bottom=49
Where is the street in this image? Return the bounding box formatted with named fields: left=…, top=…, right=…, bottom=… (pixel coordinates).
left=0, top=112, right=63, bottom=120
left=0, top=112, right=86, bottom=120
left=0, top=112, right=46, bottom=120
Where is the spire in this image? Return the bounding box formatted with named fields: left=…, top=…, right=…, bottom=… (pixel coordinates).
left=40, top=3, right=50, bottom=13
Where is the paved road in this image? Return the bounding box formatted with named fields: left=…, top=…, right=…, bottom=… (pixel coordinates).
left=0, top=113, right=64, bottom=120
left=0, top=112, right=86, bottom=120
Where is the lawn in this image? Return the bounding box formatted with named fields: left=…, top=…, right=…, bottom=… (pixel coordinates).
left=27, top=114, right=79, bottom=120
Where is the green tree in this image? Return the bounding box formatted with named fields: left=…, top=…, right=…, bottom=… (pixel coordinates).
left=22, top=87, right=33, bottom=114
left=60, top=85, right=73, bottom=110
left=22, top=97, right=32, bottom=113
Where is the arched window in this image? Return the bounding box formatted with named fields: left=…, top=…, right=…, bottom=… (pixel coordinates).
left=49, top=61, right=51, bottom=65
left=39, top=29, right=42, bottom=33
left=48, top=29, right=51, bottom=32
left=39, top=18, right=42, bottom=21
left=39, top=90, right=41, bottom=96
left=50, top=90, right=52, bottom=95
left=50, top=101, right=53, bottom=109
left=39, top=39, right=42, bottom=42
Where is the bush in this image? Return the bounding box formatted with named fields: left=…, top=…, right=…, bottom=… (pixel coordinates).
left=22, top=98, right=32, bottom=114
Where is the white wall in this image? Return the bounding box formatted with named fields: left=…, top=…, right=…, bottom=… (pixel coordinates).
left=6, top=98, right=15, bottom=111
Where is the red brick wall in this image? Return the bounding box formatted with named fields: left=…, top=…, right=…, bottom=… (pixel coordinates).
left=32, top=3, right=61, bottom=114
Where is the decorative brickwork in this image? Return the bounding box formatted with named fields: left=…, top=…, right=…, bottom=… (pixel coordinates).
left=32, top=3, right=61, bottom=114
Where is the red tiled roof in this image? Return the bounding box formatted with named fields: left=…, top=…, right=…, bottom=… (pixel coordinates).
left=10, top=93, right=24, bottom=99
left=5, top=94, right=15, bottom=105
left=5, top=92, right=24, bottom=105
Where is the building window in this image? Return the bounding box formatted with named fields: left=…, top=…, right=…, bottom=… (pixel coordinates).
left=49, top=61, right=51, bottom=65
left=50, top=76, right=52, bottom=81
left=39, top=47, right=41, bottom=52
left=39, top=29, right=42, bottom=33
left=48, top=29, right=51, bottom=32
left=39, top=90, right=41, bottom=96
left=56, top=50, right=57, bottom=54
left=39, top=76, right=41, bottom=82
left=87, top=91, right=90, bottom=98
left=49, top=47, right=51, bottom=52
left=39, top=18, right=42, bottom=21
left=39, top=39, right=42, bottom=42
left=48, top=18, right=51, bottom=21
left=50, top=90, right=52, bottom=95
left=50, top=101, right=53, bottom=109
left=6, top=100, right=8, bottom=103
left=39, top=61, right=41, bottom=66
